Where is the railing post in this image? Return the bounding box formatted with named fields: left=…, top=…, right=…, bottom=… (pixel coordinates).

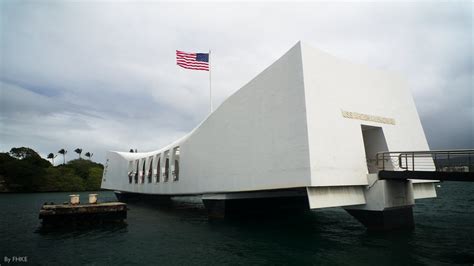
left=398, top=153, right=402, bottom=170
left=469, top=153, right=472, bottom=172
left=412, top=152, right=415, bottom=171
left=405, top=153, right=408, bottom=170
left=447, top=152, right=450, bottom=171
left=382, top=153, right=385, bottom=170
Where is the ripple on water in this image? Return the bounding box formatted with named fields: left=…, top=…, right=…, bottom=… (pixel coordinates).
left=0, top=183, right=473, bottom=265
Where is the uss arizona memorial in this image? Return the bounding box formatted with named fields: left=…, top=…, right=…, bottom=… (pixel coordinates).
left=102, top=42, right=438, bottom=230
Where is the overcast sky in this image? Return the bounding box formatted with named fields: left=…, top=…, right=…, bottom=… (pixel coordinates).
left=0, top=1, right=472, bottom=164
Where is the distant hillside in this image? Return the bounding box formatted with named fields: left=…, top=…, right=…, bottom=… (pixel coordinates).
left=0, top=147, right=103, bottom=192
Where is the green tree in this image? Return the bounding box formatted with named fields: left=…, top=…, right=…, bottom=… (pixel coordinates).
left=47, top=153, right=57, bottom=165
left=84, top=152, right=93, bottom=160
left=0, top=153, right=47, bottom=191
left=67, top=159, right=94, bottom=179
left=85, top=167, right=103, bottom=190
left=6, top=147, right=50, bottom=168
left=74, top=148, right=82, bottom=159
left=9, top=147, right=40, bottom=160
left=0, top=147, right=103, bottom=192
left=58, top=149, right=67, bottom=164
left=40, top=167, right=85, bottom=192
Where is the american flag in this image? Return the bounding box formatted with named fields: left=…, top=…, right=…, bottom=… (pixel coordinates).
left=176, top=50, right=209, bottom=71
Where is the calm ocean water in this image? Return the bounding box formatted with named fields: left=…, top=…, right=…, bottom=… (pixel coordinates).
left=0, top=182, right=473, bottom=266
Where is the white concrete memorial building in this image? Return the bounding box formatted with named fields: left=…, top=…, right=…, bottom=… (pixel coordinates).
left=101, top=42, right=437, bottom=230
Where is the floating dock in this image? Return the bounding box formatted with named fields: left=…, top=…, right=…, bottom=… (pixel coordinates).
left=39, top=200, right=127, bottom=227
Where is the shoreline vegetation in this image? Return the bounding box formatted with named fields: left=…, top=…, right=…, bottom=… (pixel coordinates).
left=0, top=147, right=103, bottom=193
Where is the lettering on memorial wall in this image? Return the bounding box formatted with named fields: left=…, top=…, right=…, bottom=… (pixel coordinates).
left=341, top=110, right=396, bottom=125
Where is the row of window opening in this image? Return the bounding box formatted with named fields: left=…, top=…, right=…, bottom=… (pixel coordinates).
left=127, top=147, right=180, bottom=184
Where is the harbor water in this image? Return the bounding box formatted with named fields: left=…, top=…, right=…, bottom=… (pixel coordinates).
left=0, top=182, right=473, bottom=265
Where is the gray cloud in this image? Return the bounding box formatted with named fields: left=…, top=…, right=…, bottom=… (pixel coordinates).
left=0, top=1, right=472, bottom=163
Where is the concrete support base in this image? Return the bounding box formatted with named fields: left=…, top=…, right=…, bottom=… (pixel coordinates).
left=345, top=206, right=414, bottom=231
left=114, top=191, right=172, bottom=205
left=202, top=190, right=309, bottom=218
left=343, top=174, right=416, bottom=230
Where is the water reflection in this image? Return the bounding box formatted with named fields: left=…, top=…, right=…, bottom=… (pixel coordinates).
left=1, top=183, right=473, bottom=265
left=36, top=222, right=128, bottom=238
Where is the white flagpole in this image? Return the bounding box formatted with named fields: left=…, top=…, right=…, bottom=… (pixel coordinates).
left=209, top=49, right=212, bottom=113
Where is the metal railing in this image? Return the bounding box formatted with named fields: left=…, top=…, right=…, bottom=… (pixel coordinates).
left=375, top=149, right=474, bottom=172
